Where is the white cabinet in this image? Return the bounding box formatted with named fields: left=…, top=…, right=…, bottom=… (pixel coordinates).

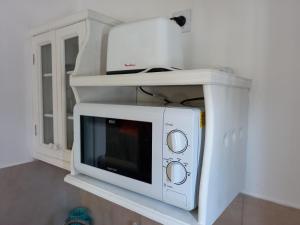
left=31, top=10, right=119, bottom=170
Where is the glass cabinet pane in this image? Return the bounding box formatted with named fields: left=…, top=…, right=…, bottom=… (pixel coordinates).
left=65, top=37, right=79, bottom=149
left=41, top=44, right=54, bottom=144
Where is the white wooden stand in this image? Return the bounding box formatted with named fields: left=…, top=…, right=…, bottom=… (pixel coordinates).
left=60, top=11, right=252, bottom=225
left=65, top=69, right=251, bottom=225
left=30, top=10, right=251, bottom=225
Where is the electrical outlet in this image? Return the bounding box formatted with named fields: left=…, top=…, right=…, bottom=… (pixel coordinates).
left=172, top=9, right=192, bottom=33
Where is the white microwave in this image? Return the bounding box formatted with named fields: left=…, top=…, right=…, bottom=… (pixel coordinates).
left=73, top=103, right=204, bottom=210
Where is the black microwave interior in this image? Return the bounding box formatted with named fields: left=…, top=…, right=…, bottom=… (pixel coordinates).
left=80, top=115, right=152, bottom=184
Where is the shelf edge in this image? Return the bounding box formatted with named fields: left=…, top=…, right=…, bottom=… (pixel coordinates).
left=70, top=69, right=252, bottom=89
left=65, top=174, right=199, bottom=225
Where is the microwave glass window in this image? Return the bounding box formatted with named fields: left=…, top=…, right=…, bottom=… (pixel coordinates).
left=80, top=116, right=152, bottom=184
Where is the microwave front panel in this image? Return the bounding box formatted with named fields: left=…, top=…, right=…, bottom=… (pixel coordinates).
left=162, top=107, right=202, bottom=210
left=73, top=103, right=164, bottom=200
left=80, top=116, right=152, bottom=184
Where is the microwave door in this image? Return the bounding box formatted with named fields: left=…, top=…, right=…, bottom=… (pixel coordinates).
left=103, top=120, right=139, bottom=170
left=81, top=116, right=106, bottom=167
left=80, top=116, right=152, bottom=184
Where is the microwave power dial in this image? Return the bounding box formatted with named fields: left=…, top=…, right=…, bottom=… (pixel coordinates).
left=167, top=130, right=188, bottom=153
left=166, top=161, right=187, bottom=185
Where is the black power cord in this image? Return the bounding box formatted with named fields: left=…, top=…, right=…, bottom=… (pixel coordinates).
left=139, top=87, right=204, bottom=106
left=180, top=97, right=204, bottom=106
left=170, top=16, right=186, bottom=27
left=139, top=87, right=172, bottom=104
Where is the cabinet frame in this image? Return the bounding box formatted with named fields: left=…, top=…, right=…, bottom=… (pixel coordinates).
left=56, top=21, right=86, bottom=161
left=32, top=31, right=60, bottom=159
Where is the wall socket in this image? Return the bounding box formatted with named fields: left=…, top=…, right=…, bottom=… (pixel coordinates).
left=172, top=9, right=192, bottom=33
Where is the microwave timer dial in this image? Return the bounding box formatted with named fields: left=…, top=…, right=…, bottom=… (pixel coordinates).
left=166, top=161, right=187, bottom=185
left=167, top=130, right=188, bottom=153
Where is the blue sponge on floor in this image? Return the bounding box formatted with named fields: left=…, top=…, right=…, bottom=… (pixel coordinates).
left=65, top=207, right=92, bottom=225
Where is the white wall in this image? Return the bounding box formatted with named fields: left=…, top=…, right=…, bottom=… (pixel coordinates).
left=76, top=0, right=193, bottom=67
left=189, top=0, right=300, bottom=208
left=76, top=0, right=191, bottom=21
left=2, top=0, right=299, bottom=210
left=77, top=0, right=300, bottom=209
left=0, top=0, right=193, bottom=167
left=78, top=0, right=300, bottom=209
left=0, top=0, right=77, bottom=168
left=0, top=0, right=192, bottom=167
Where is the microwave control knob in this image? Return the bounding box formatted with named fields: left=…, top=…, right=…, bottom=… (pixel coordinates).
left=166, top=161, right=187, bottom=185
left=167, top=130, right=188, bottom=153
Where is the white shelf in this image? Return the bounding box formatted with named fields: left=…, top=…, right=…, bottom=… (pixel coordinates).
left=43, top=73, right=52, bottom=77
left=66, top=70, right=74, bottom=75
left=65, top=174, right=198, bottom=225
left=43, top=113, right=53, bottom=118
left=70, top=69, right=251, bottom=88
left=67, top=114, right=73, bottom=120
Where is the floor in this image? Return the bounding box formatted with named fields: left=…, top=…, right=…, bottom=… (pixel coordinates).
left=0, top=161, right=300, bottom=225
left=214, top=194, right=300, bottom=225
left=0, top=161, right=81, bottom=225
left=0, top=161, right=158, bottom=225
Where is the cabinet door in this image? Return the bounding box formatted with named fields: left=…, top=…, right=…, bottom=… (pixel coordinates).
left=32, top=31, right=59, bottom=156
left=55, top=22, right=86, bottom=157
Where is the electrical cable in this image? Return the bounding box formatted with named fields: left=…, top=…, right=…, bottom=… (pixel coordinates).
left=139, top=87, right=204, bottom=106
left=170, top=16, right=186, bottom=27
left=180, top=97, right=204, bottom=105
left=139, top=87, right=172, bottom=104
left=139, top=86, right=154, bottom=97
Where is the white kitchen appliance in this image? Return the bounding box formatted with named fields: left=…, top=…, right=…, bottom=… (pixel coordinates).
left=73, top=103, right=204, bottom=210
left=106, top=17, right=183, bottom=74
